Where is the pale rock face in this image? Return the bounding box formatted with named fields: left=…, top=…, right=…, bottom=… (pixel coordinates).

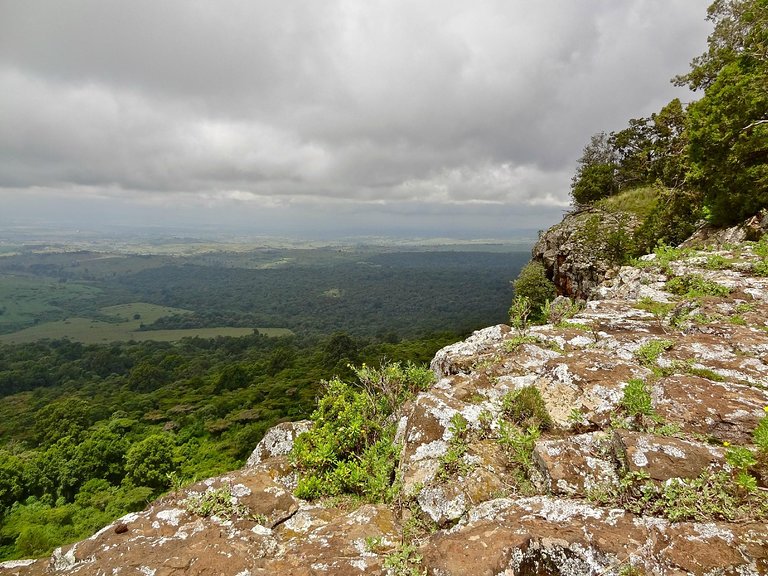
left=13, top=220, right=768, bottom=576
left=245, top=419, right=312, bottom=468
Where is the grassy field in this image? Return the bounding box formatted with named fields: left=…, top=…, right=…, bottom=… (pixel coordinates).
left=0, top=275, right=100, bottom=330
left=0, top=302, right=292, bottom=344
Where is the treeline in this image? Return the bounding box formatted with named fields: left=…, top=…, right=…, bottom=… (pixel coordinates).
left=0, top=330, right=458, bottom=560
left=571, top=0, right=767, bottom=239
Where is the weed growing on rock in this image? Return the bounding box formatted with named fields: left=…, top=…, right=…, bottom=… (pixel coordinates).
left=501, top=386, right=553, bottom=431
left=508, top=296, right=532, bottom=336
left=704, top=254, right=730, bottom=270
left=382, top=541, right=427, bottom=576
left=542, top=297, right=582, bottom=325
left=620, top=379, right=654, bottom=418
left=634, top=298, right=674, bottom=326
left=665, top=274, right=731, bottom=298
left=590, top=469, right=768, bottom=522
left=503, top=335, right=541, bottom=351
left=437, top=413, right=471, bottom=481
left=634, top=340, right=674, bottom=371
left=725, top=447, right=758, bottom=492
left=184, top=485, right=257, bottom=522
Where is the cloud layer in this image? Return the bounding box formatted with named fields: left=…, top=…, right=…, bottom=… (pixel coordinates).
left=0, top=0, right=711, bottom=235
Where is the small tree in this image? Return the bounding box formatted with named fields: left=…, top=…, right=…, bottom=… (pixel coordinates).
left=512, top=261, right=557, bottom=323
left=571, top=132, right=619, bottom=205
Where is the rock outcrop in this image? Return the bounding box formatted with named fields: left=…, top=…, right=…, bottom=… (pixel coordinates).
left=5, top=231, right=768, bottom=576
left=532, top=207, right=640, bottom=300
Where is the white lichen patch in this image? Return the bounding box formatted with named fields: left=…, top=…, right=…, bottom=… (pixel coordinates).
left=528, top=497, right=604, bottom=524
left=350, top=558, right=369, bottom=570
left=417, top=486, right=467, bottom=523
left=690, top=523, right=734, bottom=543
left=156, top=508, right=186, bottom=527
left=230, top=483, right=252, bottom=498
left=412, top=439, right=449, bottom=461
left=251, top=524, right=272, bottom=536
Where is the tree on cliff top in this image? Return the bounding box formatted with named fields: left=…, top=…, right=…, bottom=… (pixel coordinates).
left=678, top=0, right=768, bottom=225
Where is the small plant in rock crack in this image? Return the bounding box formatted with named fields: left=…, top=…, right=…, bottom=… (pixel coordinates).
left=185, top=485, right=256, bottom=521
left=501, top=386, right=553, bottom=431
left=665, top=274, right=731, bottom=299
left=725, top=446, right=758, bottom=492
left=437, top=413, right=471, bottom=480
left=634, top=339, right=674, bottom=372
left=541, top=297, right=582, bottom=325
left=383, top=541, right=427, bottom=576
left=620, top=378, right=655, bottom=419
left=508, top=295, right=532, bottom=336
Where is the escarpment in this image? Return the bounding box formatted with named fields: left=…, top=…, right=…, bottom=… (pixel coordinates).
left=5, top=228, right=768, bottom=575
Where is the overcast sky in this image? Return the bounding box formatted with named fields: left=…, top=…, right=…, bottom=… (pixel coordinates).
left=0, top=0, right=712, bottom=239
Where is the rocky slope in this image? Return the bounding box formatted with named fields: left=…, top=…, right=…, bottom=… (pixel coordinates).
left=4, top=229, right=768, bottom=575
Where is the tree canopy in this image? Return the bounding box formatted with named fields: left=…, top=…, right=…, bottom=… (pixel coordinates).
left=572, top=0, right=768, bottom=228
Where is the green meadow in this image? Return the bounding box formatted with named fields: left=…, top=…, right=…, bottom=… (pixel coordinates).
left=0, top=301, right=292, bottom=344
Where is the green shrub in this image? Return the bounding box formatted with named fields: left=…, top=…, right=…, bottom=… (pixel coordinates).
left=501, top=386, right=553, bottom=431
left=621, top=378, right=654, bottom=417
left=634, top=340, right=674, bottom=369
left=666, top=274, right=731, bottom=298
left=512, top=262, right=556, bottom=324
left=292, top=362, right=431, bottom=502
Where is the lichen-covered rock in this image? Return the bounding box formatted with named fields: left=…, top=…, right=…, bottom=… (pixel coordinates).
left=652, top=375, right=768, bottom=443
left=12, top=223, right=768, bottom=576
left=421, top=497, right=768, bottom=576
left=613, top=430, right=726, bottom=481
left=534, top=432, right=618, bottom=496
left=532, top=208, right=640, bottom=300
left=245, top=419, right=312, bottom=468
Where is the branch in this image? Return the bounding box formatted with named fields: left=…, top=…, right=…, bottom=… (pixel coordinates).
left=742, top=119, right=768, bottom=132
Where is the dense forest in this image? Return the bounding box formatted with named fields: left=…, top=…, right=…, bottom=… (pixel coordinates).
left=0, top=244, right=528, bottom=560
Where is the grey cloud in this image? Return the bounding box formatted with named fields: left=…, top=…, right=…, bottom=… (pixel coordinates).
left=0, top=0, right=711, bottom=235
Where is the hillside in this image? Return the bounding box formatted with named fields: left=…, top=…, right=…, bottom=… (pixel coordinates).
left=6, top=219, right=768, bottom=575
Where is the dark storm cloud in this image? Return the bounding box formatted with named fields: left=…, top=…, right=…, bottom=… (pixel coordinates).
left=0, top=0, right=711, bottom=233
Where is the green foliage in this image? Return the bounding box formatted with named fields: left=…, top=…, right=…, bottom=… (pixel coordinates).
left=508, top=296, right=532, bottom=335
left=497, top=421, right=540, bottom=494
left=574, top=213, right=636, bottom=266
left=184, top=485, right=259, bottom=522
left=511, top=261, right=556, bottom=324
left=633, top=188, right=704, bottom=254
left=541, top=298, right=582, bottom=325
left=678, top=1, right=768, bottom=225
left=382, top=541, right=427, bottom=576
left=501, top=386, right=553, bottom=431
left=634, top=340, right=674, bottom=369
left=621, top=379, right=655, bottom=418
left=665, top=274, right=732, bottom=298
left=590, top=469, right=768, bottom=522
left=571, top=132, right=619, bottom=205
left=755, top=412, right=768, bottom=452
left=437, top=414, right=471, bottom=480
left=292, top=362, right=431, bottom=502
left=125, top=435, right=178, bottom=491
left=595, top=185, right=660, bottom=218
